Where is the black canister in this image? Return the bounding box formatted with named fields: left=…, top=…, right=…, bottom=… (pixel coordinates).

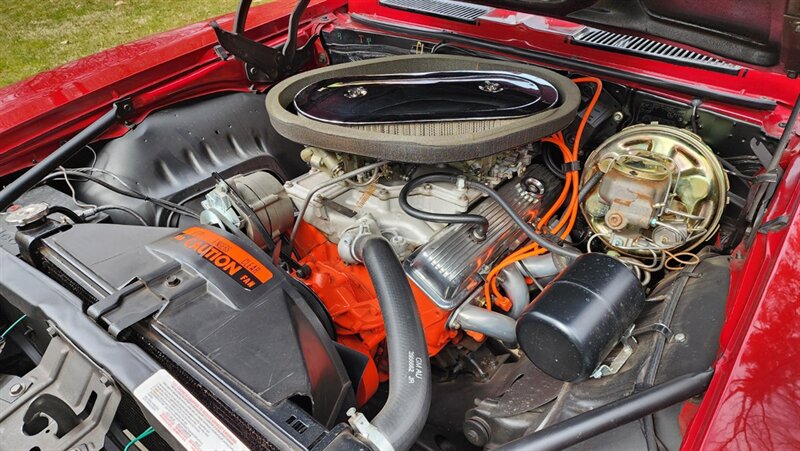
left=516, top=253, right=646, bottom=382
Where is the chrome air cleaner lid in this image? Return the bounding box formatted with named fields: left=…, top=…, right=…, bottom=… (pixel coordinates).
left=293, top=71, right=559, bottom=124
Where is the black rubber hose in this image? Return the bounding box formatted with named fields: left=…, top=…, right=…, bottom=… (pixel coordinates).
left=47, top=205, right=85, bottom=224
left=360, top=237, right=431, bottom=451
left=578, top=171, right=603, bottom=202
left=400, top=174, right=580, bottom=259
left=91, top=205, right=148, bottom=226
left=399, top=174, right=489, bottom=237
left=0, top=104, right=121, bottom=212
left=497, top=369, right=714, bottom=451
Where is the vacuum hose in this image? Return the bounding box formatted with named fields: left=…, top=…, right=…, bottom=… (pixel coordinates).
left=398, top=174, right=489, bottom=238
left=399, top=174, right=580, bottom=259
left=351, top=237, right=431, bottom=451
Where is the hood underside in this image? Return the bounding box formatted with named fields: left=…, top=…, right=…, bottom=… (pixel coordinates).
left=465, top=0, right=797, bottom=70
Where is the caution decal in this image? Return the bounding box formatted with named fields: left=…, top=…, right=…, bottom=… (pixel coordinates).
left=174, top=227, right=271, bottom=289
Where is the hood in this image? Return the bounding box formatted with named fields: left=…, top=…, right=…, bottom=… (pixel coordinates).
left=466, top=0, right=798, bottom=71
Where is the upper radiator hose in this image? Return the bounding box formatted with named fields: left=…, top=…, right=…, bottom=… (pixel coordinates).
left=346, top=237, right=431, bottom=451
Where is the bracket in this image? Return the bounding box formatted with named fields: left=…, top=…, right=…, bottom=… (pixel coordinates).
left=210, top=0, right=317, bottom=83
left=0, top=328, right=121, bottom=451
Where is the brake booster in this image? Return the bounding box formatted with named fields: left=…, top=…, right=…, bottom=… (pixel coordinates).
left=580, top=124, right=728, bottom=254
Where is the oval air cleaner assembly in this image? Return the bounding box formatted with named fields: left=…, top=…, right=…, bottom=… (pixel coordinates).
left=266, top=55, right=580, bottom=164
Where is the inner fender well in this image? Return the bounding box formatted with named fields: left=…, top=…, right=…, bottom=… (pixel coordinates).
left=76, top=92, right=306, bottom=226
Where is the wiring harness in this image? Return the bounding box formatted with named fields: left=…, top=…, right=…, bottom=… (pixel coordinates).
left=484, top=77, right=603, bottom=312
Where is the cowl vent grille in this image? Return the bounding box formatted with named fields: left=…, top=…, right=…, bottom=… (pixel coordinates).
left=572, top=28, right=741, bottom=74
left=379, top=0, right=491, bottom=24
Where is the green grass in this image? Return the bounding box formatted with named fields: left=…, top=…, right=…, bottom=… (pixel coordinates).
left=0, top=0, right=271, bottom=87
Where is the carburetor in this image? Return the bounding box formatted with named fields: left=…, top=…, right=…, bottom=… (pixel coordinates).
left=581, top=124, right=728, bottom=255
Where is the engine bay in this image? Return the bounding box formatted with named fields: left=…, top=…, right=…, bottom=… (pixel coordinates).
left=0, top=17, right=789, bottom=451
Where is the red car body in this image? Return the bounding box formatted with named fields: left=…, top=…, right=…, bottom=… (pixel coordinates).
left=1, top=1, right=799, bottom=448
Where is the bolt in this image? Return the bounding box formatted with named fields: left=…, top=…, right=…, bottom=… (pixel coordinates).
left=612, top=111, right=625, bottom=122
left=674, top=333, right=687, bottom=343
left=166, top=275, right=181, bottom=287
left=346, top=407, right=356, bottom=417
left=464, top=429, right=481, bottom=445
left=9, top=383, right=25, bottom=396
left=317, top=53, right=328, bottom=64
left=606, top=212, right=625, bottom=229
left=471, top=227, right=487, bottom=242
left=296, top=265, right=312, bottom=279
left=463, top=417, right=491, bottom=447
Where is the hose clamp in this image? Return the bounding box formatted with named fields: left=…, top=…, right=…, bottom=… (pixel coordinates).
left=346, top=408, right=395, bottom=451
left=338, top=215, right=383, bottom=264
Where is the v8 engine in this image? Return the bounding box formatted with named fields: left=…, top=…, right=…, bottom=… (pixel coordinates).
left=0, top=49, right=743, bottom=451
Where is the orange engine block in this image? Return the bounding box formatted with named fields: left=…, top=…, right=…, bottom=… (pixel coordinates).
left=291, top=223, right=457, bottom=403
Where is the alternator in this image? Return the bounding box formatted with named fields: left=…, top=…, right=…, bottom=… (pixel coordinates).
left=200, top=172, right=294, bottom=248
left=580, top=124, right=728, bottom=255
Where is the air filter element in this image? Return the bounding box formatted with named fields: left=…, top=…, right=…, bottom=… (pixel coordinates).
left=266, top=55, right=579, bottom=164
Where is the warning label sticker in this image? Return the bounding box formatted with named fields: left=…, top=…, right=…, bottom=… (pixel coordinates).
left=134, top=370, right=249, bottom=451
left=174, top=227, right=272, bottom=290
